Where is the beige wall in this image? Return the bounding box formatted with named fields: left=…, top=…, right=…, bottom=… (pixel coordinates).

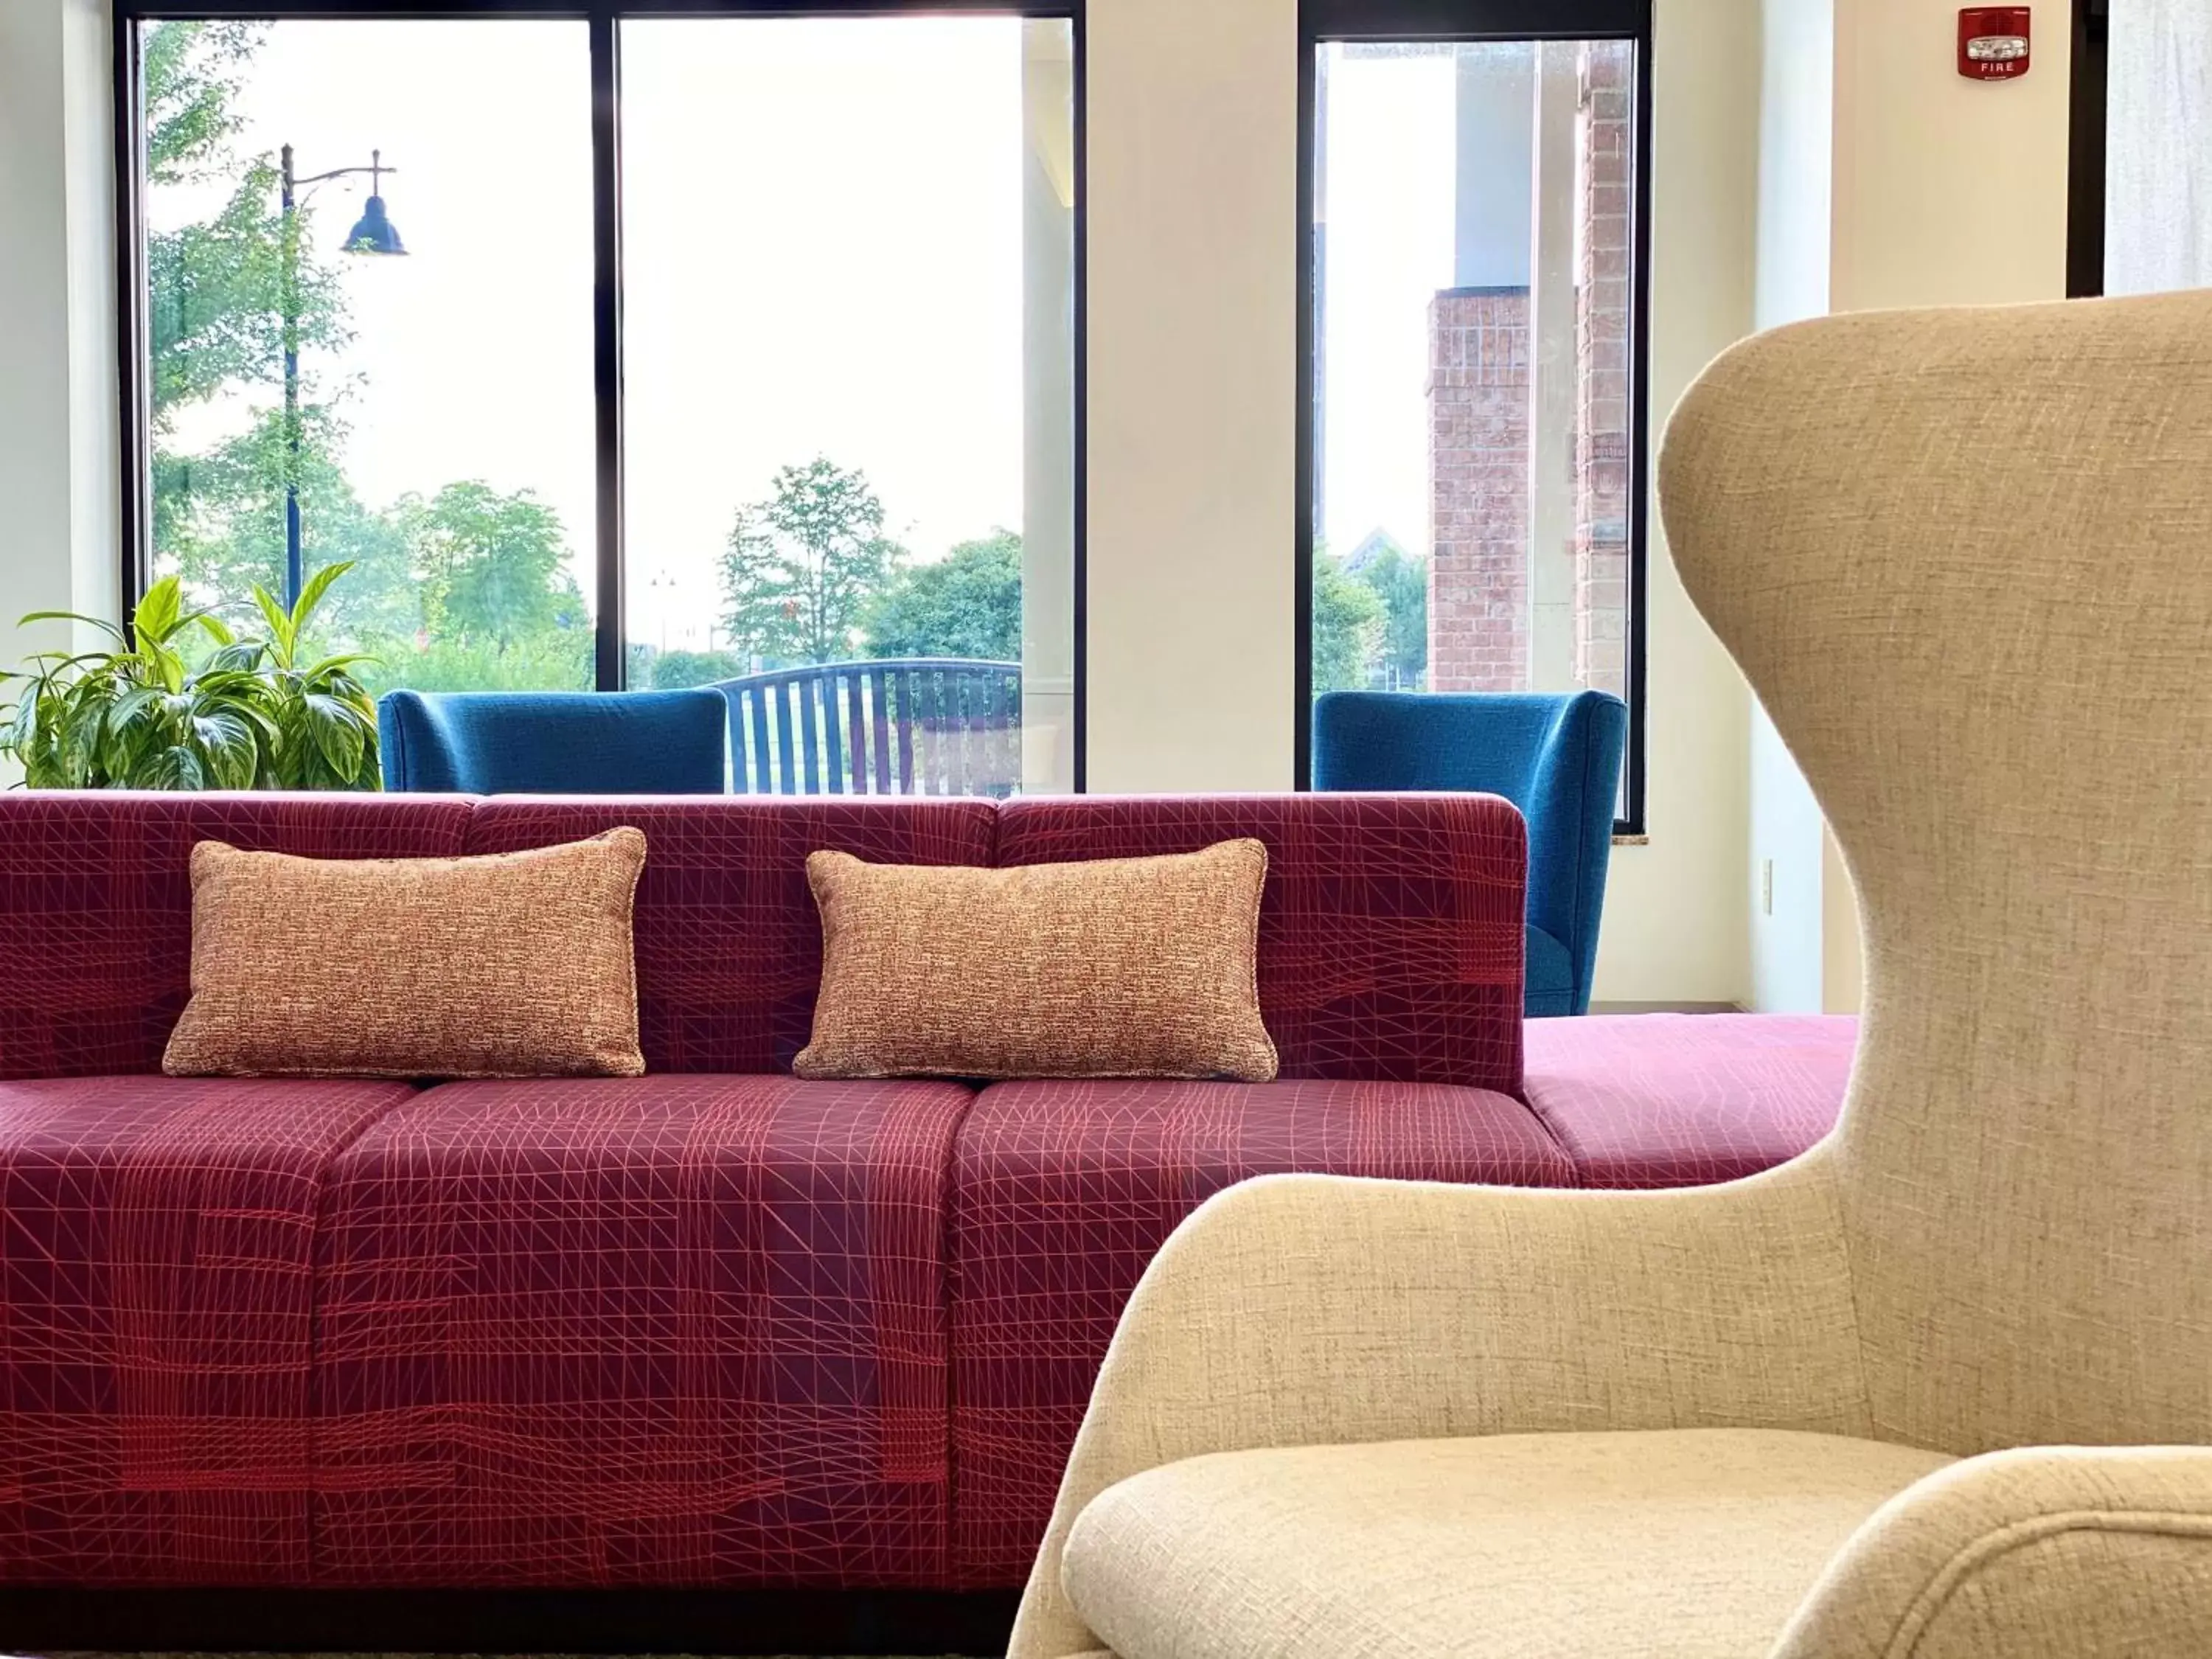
left=1744, top=0, right=2071, bottom=1013
left=1082, top=0, right=1298, bottom=793
left=0, top=0, right=118, bottom=758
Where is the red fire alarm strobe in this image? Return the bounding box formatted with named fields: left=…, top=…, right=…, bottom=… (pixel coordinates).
left=1960, top=7, right=2031, bottom=80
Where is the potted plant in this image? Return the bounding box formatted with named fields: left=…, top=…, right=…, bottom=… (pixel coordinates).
left=0, top=563, right=382, bottom=790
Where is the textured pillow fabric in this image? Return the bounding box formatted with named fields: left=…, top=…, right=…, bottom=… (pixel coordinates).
left=164, top=829, right=648, bottom=1079
left=796, top=838, right=1278, bottom=1082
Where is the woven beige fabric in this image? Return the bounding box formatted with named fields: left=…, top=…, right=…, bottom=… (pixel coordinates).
left=1012, top=291, right=2212, bottom=1658
left=796, top=840, right=1276, bottom=1082
left=1772, top=1447, right=2212, bottom=1659
left=1011, top=1161, right=1867, bottom=1655
left=164, top=829, right=647, bottom=1079
left=1063, top=1430, right=1954, bottom=1659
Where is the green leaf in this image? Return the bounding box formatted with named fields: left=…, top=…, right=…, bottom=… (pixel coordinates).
left=145, top=743, right=206, bottom=791
left=15, top=611, right=131, bottom=648
left=293, top=560, right=354, bottom=633
left=249, top=582, right=294, bottom=658
left=302, top=691, right=368, bottom=782
left=192, top=709, right=259, bottom=789
left=131, top=576, right=184, bottom=646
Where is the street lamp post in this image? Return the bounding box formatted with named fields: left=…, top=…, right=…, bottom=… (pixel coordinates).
left=279, top=144, right=407, bottom=608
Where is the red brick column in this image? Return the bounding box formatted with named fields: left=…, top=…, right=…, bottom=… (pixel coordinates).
left=1573, top=44, right=1633, bottom=700
left=1426, top=287, right=1530, bottom=692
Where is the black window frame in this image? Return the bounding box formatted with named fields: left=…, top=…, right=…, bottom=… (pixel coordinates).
left=113, top=0, right=1089, bottom=790
left=2066, top=0, right=2109, bottom=299
left=1294, top=0, right=1655, bottom=835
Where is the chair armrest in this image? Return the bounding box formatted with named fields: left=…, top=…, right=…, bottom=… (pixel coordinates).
left=1771, top=1447, right=2212, bottom=1659
left=1012, top=1157, right=1867, bottom=1658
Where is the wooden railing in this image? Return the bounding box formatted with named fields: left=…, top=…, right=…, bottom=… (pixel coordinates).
left=712, top=658, right=1023, bottom=796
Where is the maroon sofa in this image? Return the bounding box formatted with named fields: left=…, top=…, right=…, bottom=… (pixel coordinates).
left=0, top=790, right=1851, bottom=1593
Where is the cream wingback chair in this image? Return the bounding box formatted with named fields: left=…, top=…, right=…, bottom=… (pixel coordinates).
left=1009, top=291, right=2212, bottom=1659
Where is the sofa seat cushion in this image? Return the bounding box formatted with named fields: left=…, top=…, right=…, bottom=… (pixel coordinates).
left=311, top=1073, right=973, bottom=1587
left=947, top=1078, right=1572, bottom=1585
left=1062, top=1429, right=1953, bottom=1659
left=0, top=1074, right=417, bottom=1585
left=1521, top=1014, right=1856, bottom=1188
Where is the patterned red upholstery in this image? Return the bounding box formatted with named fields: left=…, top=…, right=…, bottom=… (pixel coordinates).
left=464, top=799, right=998, bottom=1075
left=1520, top=1013, right=1857, bottom=1187
left=945, top=1077, right=1573, bottom=1585
left=310, top=1074, right=973, bottom=1587
left=0, top=793, right=471, bottom=1079
left=0, top=1075, right=416, bottom=1585
left=995, top=796, right=1526, bottom=1092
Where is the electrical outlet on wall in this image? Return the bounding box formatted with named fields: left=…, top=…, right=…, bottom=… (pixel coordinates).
left=1761, top=859, right=1775, bottom=915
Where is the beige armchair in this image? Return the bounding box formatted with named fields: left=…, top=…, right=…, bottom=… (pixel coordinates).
left=1011, top=291, right=2212, bottom=1659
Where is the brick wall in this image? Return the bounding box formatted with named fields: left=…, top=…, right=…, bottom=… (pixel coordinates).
left=1425, top=288, right=1530, bottom=692
left=1573, top=43, right=1633, bottom=701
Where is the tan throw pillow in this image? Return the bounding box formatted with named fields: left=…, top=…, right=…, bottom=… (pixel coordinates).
left=796, top=838, right=1277, bottom=1082
left=164, top=829, right=648, bottom=1079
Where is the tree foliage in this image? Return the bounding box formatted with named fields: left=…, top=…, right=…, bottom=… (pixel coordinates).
left=862, top=531, right=1022, bottom=662
left=720, top=459, right=904, bottom=666
left=1312, top=548, right=1386, bottom=694
left=135, top=22, right=592, bottom=704
left=398, top=482, right=587, bottom=655
left=1355, top=544, right=1429, bottom=687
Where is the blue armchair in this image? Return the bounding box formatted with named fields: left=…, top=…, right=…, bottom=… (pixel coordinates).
left=1312, top=690, right=1627, bottom=1016
left=378, top=689, right=728, bottom=794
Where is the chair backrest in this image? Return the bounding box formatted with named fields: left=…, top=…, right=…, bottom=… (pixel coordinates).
left=714, top=658, right=1022, bottom=796
left=1313, top=689, right=1627, bottom=1014
left=378, top=689, right=727, bottom=795
left=1661, top=291, right=2212, bottom=1456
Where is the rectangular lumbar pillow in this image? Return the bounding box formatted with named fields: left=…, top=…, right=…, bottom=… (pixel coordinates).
left=164, top=829, right=648, bottom=1079
left=796, top=838, right=1277, bottom=1082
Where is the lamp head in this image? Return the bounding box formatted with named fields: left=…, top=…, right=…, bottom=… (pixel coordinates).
left=341, top=193, right=406, bottom=256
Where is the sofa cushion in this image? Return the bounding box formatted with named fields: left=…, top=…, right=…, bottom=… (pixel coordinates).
left=0, top=1074, right=416, bottom=1585
left=1061, top=1429, right=1952, bottom=1659
left=994, top=796, right=1525, bottom=1092
left=0, top=793, right=473, bottom=1079
left=465, top=799, right=998, bottom=1074
left=1521, top=1013, right=1856, bottom=1187
left=165, top=830, right=649, bottom=1080
left=946, top=1077, right=1572, bottom=1585
left=312, top=1073, right=975, bottom=1586
left=798, top=841, right=1276, bottom=1083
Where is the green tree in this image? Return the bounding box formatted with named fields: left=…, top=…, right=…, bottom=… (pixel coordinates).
left=720, top=458, right=904, bottom=665
left=142, top=21, right=414, bottom=644
left=1354, top=545, right=1429, bottom=688
left=1312, top=548, right=1385, bottom=694
left=397, top=481, right=588, bottom=655
left=862, top=530, right=1022, bottom=661
left=157, top=406, right=415, bottom=644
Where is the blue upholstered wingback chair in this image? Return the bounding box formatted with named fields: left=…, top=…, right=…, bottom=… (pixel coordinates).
left=378, top=690, right=728, bottom=794
left=1312, top=690, right=1627, bottom=1017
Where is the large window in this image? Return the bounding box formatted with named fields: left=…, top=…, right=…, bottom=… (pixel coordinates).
left=1298, top=1, right=1651, bottom=826
left=134, top=17, right=596, bottom=694
left=119, top=2, right=1080, bottom=793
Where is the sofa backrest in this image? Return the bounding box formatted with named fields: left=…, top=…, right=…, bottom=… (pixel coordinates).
left=465, top=797, right=998, bottom=1073
left=997, top=795, right=1525, bottom=1092
left=0, top=791, right=1525, bottom=1090
left=0, top=793, right=473, bottom=1078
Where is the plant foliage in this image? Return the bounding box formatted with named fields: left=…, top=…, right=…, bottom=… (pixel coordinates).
left=1, top=566, right=380, bottom=790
